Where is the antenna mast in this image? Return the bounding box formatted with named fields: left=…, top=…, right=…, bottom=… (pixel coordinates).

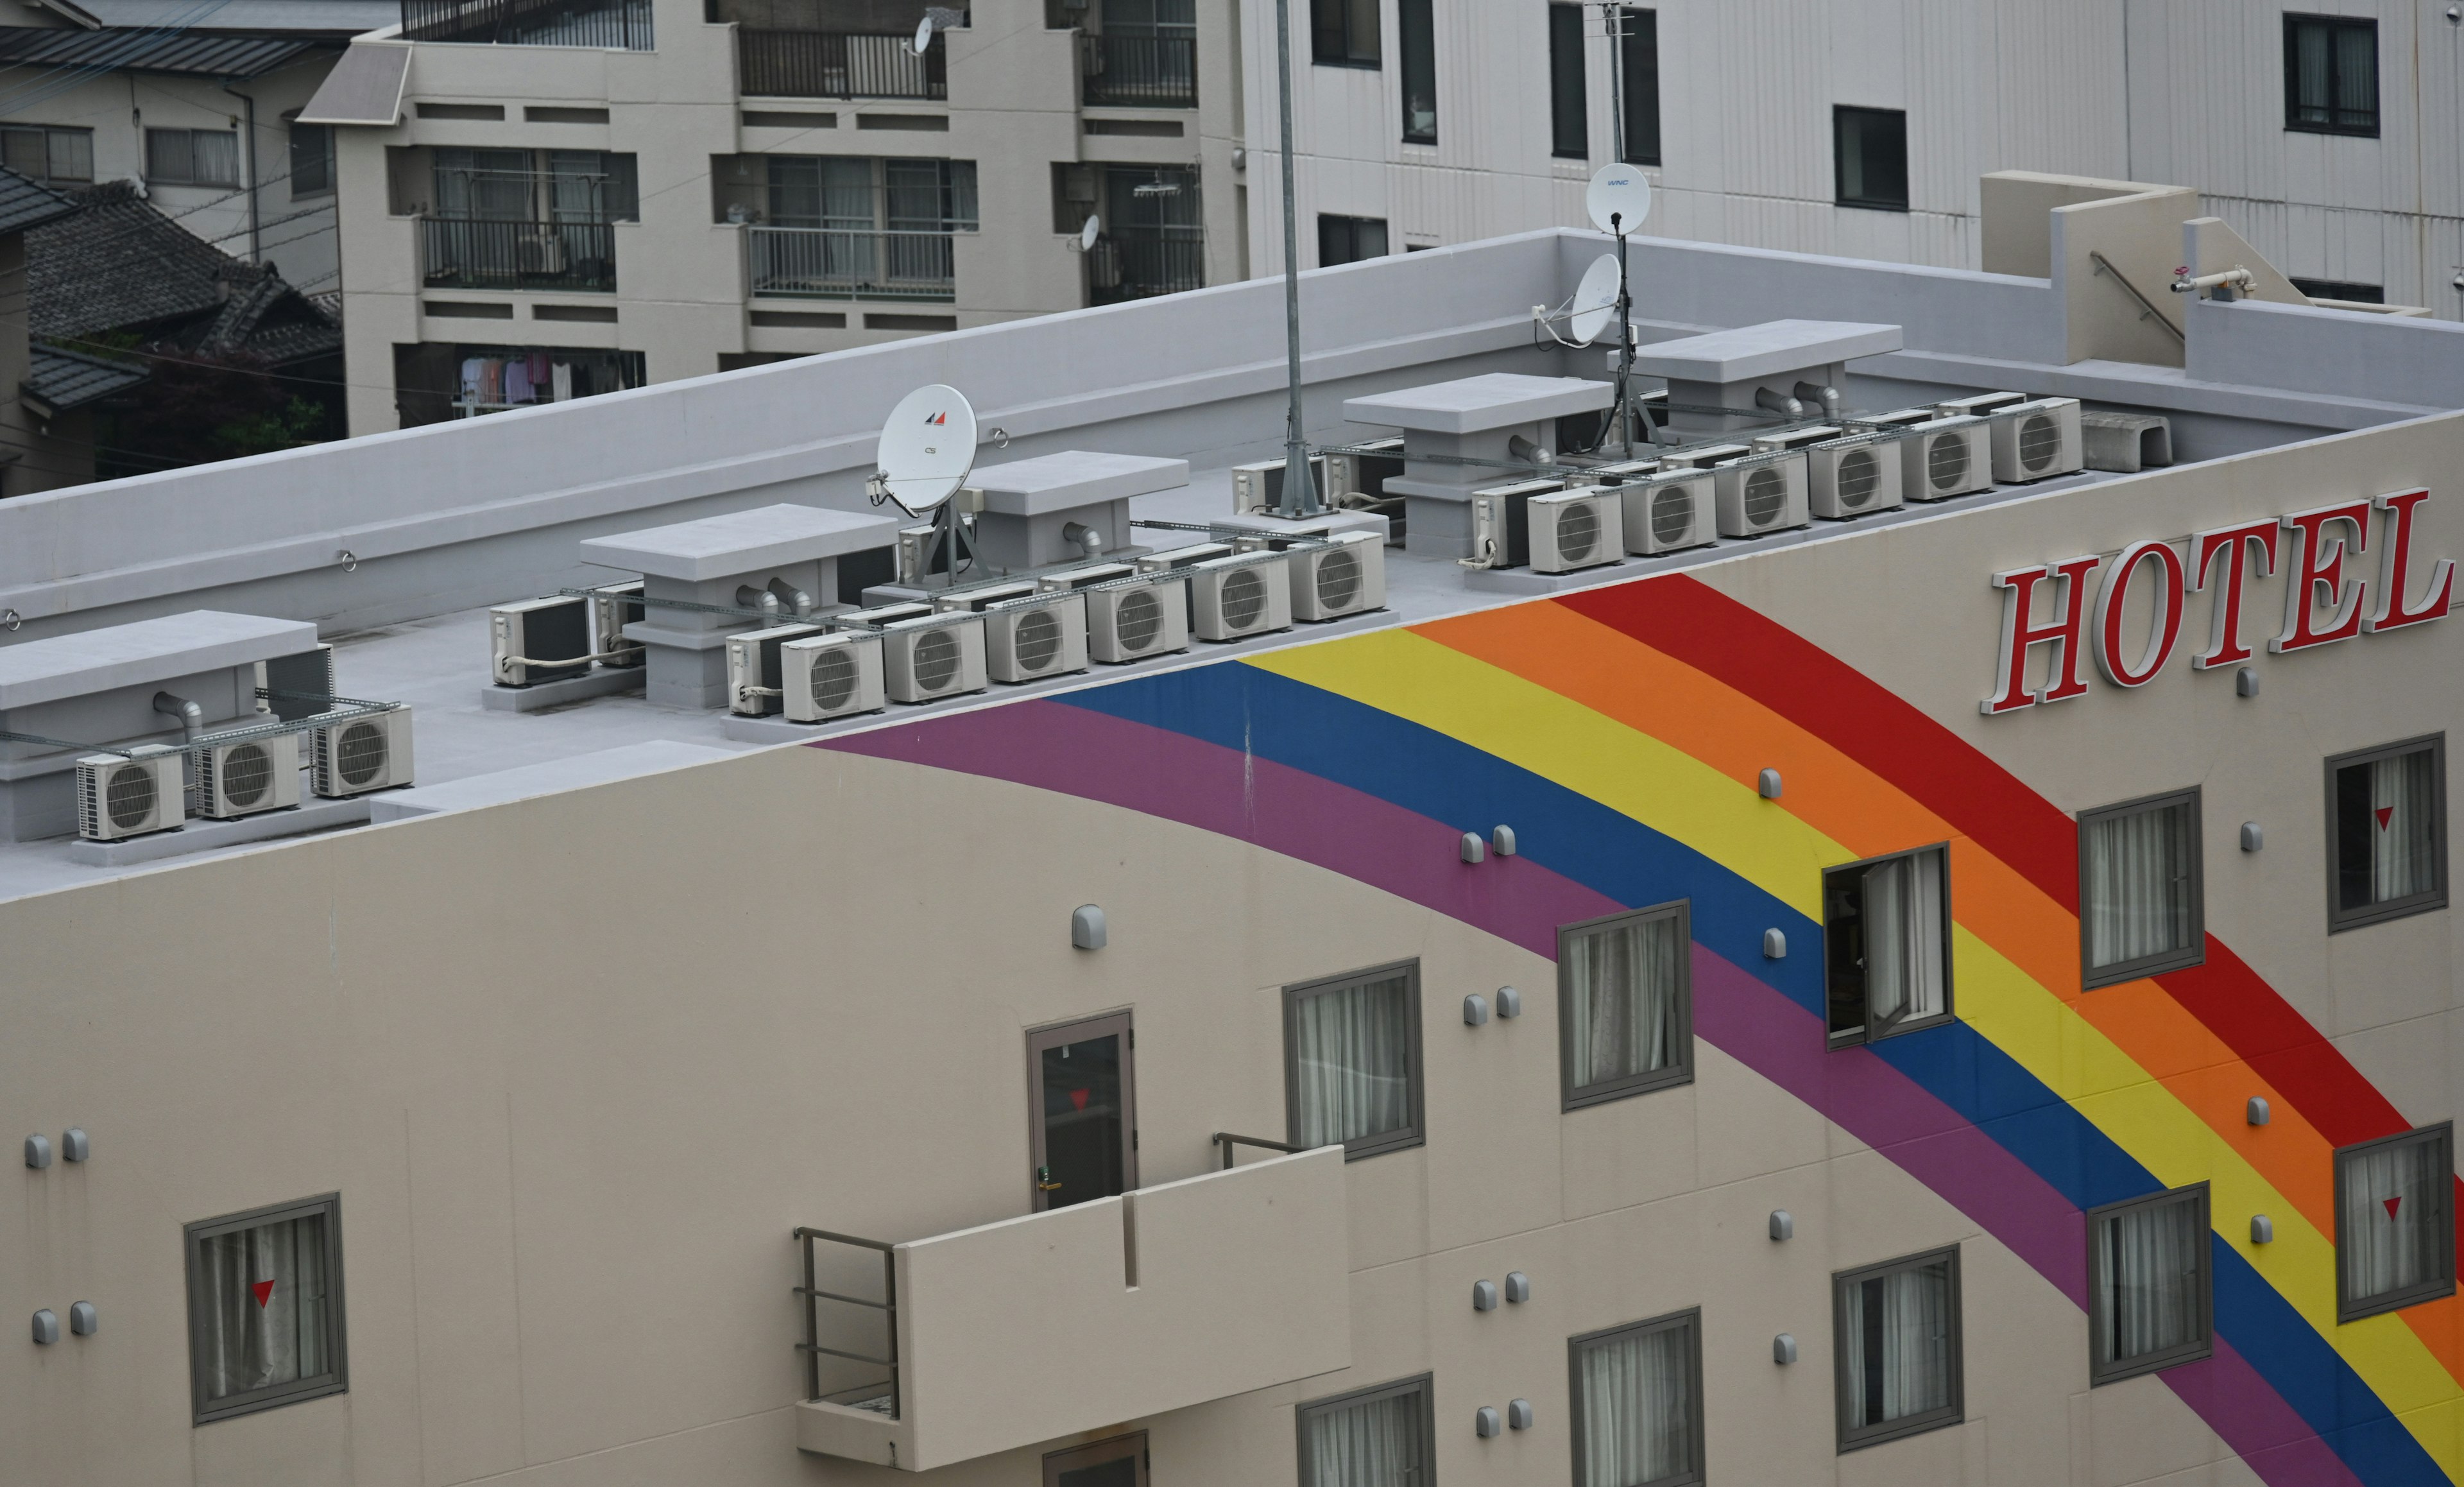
left=1274, top=0, right=1321, bottom=517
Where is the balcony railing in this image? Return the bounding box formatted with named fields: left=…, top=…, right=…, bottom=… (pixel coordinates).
left=400, top=0, right=651, bottom=47
left=1089, top=234, right=1204, bottom=305
left=738, top=30, right=945, bottom=99
left=421, top=218, right=616, bottom=293
left=1080, top=32, right=1196, bottom=108
left=749, top=227, right=954, bottom=302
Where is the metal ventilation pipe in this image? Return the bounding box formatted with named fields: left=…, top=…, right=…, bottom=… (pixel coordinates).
left=1795, top=381, right=1844, bottom=422
left=1507, top=433, right=1554, bottom=465
left=1756, top=386, right=1806, bottom=420
left=766, top=578, right=814, bottom=616
left=735, top=585, right=784, bottom=625
left=152, top=692, right=203, bottom=743
left=1062, top=521, right=1106, bottom=559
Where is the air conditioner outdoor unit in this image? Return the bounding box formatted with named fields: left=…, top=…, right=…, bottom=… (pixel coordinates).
left=1713, top=452, right=1810, bottom=537
left=1527, top=488, right=1623, bottom=573
left=1804, top=434, right=1903, bottom=519
left=984, top=594, right=1090, bottom=683
left=780, top=632, right=886, bottom=722
left=726, top=623, right=828, bottom=716
left=196, top=732, right=301, bottom=820
left=1037, top=562, right=1140, bottom=594
left=312, top=707, right=414, bottom=798
left=1466, top=477, right=1569, bottom=569
left=933, top=581, right=1039, bottom=614
left=1749, top=426, right=1842, bottom=457
left=1232, top=455, right=1334, bottom=513
left=1189, top=552, right=1293, bottom=640
left=1990, top=397, right=2084, bottom=483
left=75, top=749, right=184, bottom=841
left=517, top=228, right=569, bottom=273
left=880, top=616, right=988, bottom=703
left=1287, top=531, right=1387, bottom=620
left=1656, top=442, right=1754, bottom=472
left=492, top=595, right=595, bottom=687
left=593, top=581, right=646, bottom=668
left=1903, top=416, right=1993, bottom=501
left=1085, top=576, right=1190, bottom=662
left=1619, top=471, right=1716, bottom=554
left=1326, top=438, right=1404, bottom=501
left=1934, top=390, right=2028, bottom=420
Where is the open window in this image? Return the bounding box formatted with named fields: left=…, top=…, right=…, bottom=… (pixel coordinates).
left=1824, top=844, right=1951, bottom=1047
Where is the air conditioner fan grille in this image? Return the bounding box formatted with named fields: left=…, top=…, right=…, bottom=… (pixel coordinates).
left=335, top=721, right=388, bottom=788
left=221, top=743, right=273, bottom=808
left=1836, top=449, right=1880, bottom=508
left=1315, top=549, right=1362, bottom=611
left=1220, top=567, right=1269, bottom=630
left=912, top=629, right=962, bottom=692
left=106, top=762, right=157, bottom=829
left=1743, top=467, right=1786, bottom=527
left=1650, top=486, right=1694, bottom=546
left=1115, top=588, right=1164, bottom=651
left=1553, top=500, right=1601, bottom=563
left=1927, top=431, right=1971, bottom=492
left=2018, top=413, right=2059, bottom=472
left=1014, top=608, right=1064, bottom=671
left=810, top=646, right=859, bottom=712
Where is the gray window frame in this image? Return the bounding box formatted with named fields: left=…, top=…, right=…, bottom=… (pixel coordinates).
left=1296, top=1372, right=1435, bottom=1487
left=1822, top=841, right=1955, bottom=1049
left=288, top=117, right=334, bottom=198
left=2283, top=13, right=2378, bottom=137
left=1617, top=7, right=1659, bottom=166
left=144, top=126, right=241, bottom=187
left=1559, top=898, right=1693, bottom=1109
left=1568, top=1308, right=1704, bottom=1487
left=1309, top=0, right=1379, bottom=68
left=1284, top=958, right=1425, bottom=1161
left=2325, top=734, right=2448, bottom=933
left=185, top=1192, right=348, bottom=1425
left=1831, top=1244, right=1963, bottom=1452
left=2086, top=1183, right=2212, bottom=1386
left=2077, top=786, right=2206, bottom=989
left=2334, top=1122, right=2456, bottom=1323
left=1043, top=1430, right=1148, bottom=1485
left=1831, top=104, right=1908, bottom=211
left=1396, top=0, right=1435, bottom=144
left=1546, top=1, right=1587, bottom=160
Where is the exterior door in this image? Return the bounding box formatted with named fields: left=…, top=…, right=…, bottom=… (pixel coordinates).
left=1028, top=1011, right=1136, bottom=1212
left=1043, top=1431, right=1149, bottom=1486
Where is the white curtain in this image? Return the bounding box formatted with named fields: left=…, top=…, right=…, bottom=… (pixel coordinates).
left=2098, top=1197, right=2201, bottom=1364
left=1568, top=914, right=1682, bottom=1090
left=1308, top=1388, right=1421, bottom=1486
left=1295, top=973, right=1414, bottom=1147
left=1580, top=1323, right=1693, bottom=1487
left=2373, top=752, right=2437, bottom=903
left=1842, top=1260, right=1954, bottom=1429
left=1864, top=850, right=1946, bottom=1030
left=2083, top=800, right=2194, bottom=971
left=2345, top=1139, right=2445, bottom=1303
left=195, top=1214, right=328, bottom=1403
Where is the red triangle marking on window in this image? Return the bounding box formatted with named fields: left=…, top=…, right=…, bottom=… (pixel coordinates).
left=1070, top=1088, right=1090, bottom=1112
left=250, top=1280, right=276, bottom=1308
left=2385, top=1196, right=2404, bottom=1221
left=2377, top=806, right=2395, bottom=830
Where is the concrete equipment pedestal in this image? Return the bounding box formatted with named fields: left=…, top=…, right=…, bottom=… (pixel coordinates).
left=1341, top=374, right=1613, bottom=560
left=966, top=450, right=1187, bottom=572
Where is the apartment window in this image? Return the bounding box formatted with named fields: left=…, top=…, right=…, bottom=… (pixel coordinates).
left=1570, top=1311, right=1702, bottom=1487
left=1317, top=214, right=1387, bottom=267
left=2079, top=789, right=2204, bottom=988
left=2285, top=14, right=2377, bottom=136
left=1548, top=3, right=1587, bottom=159
left=1044, top=1431, right=1148, bottom=1485
left=2289, top=277, right=2384, bottom=304
left=1832, top=105, right=1906, bottom=211
left=2327, top=735, right=2447, bottom=931
left=186, top=1195, right=347, bottom=1423
left=289, top=119, right=334, bottom=197
left=1311, top=0, right=1377, bottom=67
left=2336, top=1124, right=2455, bottom=1321
left=146, top=127, right=241, bottom=188
left=1617, top=8, right=1659, bottom=166
left=1823, top=844, right=1951, bottom=1047
left=1833, top=1247, right=1961, bottom=1451
left=1398, top=0, right=1435, bottom=144
left=434, top=149, right=640, bottom=221
left=1561, top=900, right=1691, bottom=1108
left=0, top=125, right=91, bottom=184
left=1297, top=1375, right=1432, bottom=1487
left=2088, top=1185, right=2212, bottom=1385
left=769, top=157, right=978, bottom=232
left=1286, top=960, right=1422, bottom=1159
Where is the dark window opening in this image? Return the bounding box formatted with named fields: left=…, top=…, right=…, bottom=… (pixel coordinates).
left=1548, top=3, right=1587, bottom=160
left=1618, top=7, right=1659, bottom=166
left=2285, top=14, right=2378, bottom=136
left=1316, top=213, right=1388, bottom=267
left=1398, top=0, right=1435, bottom=144
left=1833, top=105, right=1907, bottom=211
left=2327, top=735, right=2447, bottom=931
left=1310, top=0, right=1378, bottom=67
left=1824, top=844, right=1951, bottom=1047
left=2289, top=277, right=2384, bottom=304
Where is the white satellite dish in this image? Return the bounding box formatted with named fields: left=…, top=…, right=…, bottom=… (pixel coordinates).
left=1570, top=254, right=1621, bottom=345
left=912, top=13, right=934, bottom=53
left=876, top=384, right=978, bottom=514
left=1079, top=214, right=1101, bottom=253
left=1586, top=164, right=1652, bottom=236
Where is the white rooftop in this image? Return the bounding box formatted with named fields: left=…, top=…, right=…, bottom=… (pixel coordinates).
left=1633, top=320, right=1906, bottom=382
left=971, top=451, right=1190, bottom=515
left=0, top=610, right=315, bottom=712
left=580, top=504, right=905, bottom=580
left=1343, top=373, right=1614, bottom=434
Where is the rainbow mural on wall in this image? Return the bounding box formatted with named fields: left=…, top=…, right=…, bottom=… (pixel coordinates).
left=824, top=573, right=2464, bottom=1487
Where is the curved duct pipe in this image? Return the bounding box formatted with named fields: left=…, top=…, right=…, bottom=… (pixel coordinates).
left=735, top=585, right=785, bottom=624
left=1506, top=433, right=1554, bottom=465
left=152, top=692, right=203, bottom=743
left=766, top=578, right=815, bottom=616
left=1062, top=522, right=1107, bottom=560
left=1795, top=381, right=1844, bottom=422
left=1756, top=386, right=1806, bottom=420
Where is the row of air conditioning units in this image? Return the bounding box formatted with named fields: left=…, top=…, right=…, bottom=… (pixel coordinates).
left=74, top=708, right=416, bottom=843
left=1232, top=439, right=1408, bottom=542
left=728, top=530, right=1388, bottom=722
left=1466, top=394, right=2084, bottom=573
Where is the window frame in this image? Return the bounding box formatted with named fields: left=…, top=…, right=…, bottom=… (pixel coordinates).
left=2324, top=733, right=2448, bottom=933
left=2086, top=1183, right=2213, bottom=1386
left=1822, top=841, right=1955, bottom=1049
left=2283, top=13, right=2379, bottom=137
left=1315, top=212, right=1388, bottom=268
left=1567, top=1308, right=1704, bottom=1487
left=145, top=126, right=242, bottom=189
left=1558, top=898, right=1694, bottom=1109
left=288, top=116, right=334, bottom=198
left=2076, top=786, right=2206, bottom=989
left=1617, top=6, right=1659, bottom=166
left=1309, top=0, right=1380, bottom=69
left=185, top=1192, right=349, bottom=1425
left=0, top=123, right=93, bottom=184
left=1295, top=1373, right=1435, bottom=1487
left=1831, top=1244, right=1964, bottom=1452
left=1831, top=104, right=1908, bottom=212
left=1283, top=958, right=1425, bottom=1160
left=1546, top=1, right=1588, bottom=160
left=2334, top=1122, right=2456, bottom=1322
left=1043, top=1430, right=1149, bottom=1486
left=1396, top=0, right=1436, bottom=144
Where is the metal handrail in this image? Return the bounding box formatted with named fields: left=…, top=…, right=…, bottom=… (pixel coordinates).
left=1212, top=1131, right=1305, bottom=1170
left=747, top=226, right=955, bottom=302
left=793, top=1226, right=899, bottom=1417
left=2088, top=250, right=2186, bottom=344
left=738, top=28, right=945, bottom=99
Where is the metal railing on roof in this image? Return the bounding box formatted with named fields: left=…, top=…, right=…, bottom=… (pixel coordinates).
left=794, top=1226, right=900, bottom=1416
left=748, top=227, right=954, bottom=302
left=1080, top=32, right=1195, bottom=108
left=401, top=0, right=651, bottom=47
left=737, top=29, right=945, bottom=99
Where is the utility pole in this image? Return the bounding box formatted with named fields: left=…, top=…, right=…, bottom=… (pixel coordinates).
left=1274, top=0, right=1321, bottom=516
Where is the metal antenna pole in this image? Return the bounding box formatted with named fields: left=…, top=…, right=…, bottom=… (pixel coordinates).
left=1275, top=0, right=1319, bottom=517
left=1614, top=218, right=1634, bottom=455
left=1603, top=2, right=1632, bottom=454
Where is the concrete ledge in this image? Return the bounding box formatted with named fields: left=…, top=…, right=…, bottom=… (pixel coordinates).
left=65, top=795, right=372, bottom=866
left=1461, top=560, right=1643, bottom=596
left=368, top=741, right=735, bottom=821
left=479, top=667, right=644, bottom=712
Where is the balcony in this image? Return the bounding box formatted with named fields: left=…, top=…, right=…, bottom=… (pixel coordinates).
left=1079, top=33, right=1196, bottom=109
left=421, top=218, right=615, bottom=293
left=737, top=30, right=945, bottom=99
left=748, top=227, right=955, bottom=302
left=793, top=1146, right=1348, bottom=1472
left=400, top=0, right=651, bottom=47
left=1090, top=234, right=1204, bottom=305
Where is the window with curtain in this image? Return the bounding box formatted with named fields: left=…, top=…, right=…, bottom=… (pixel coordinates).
left=288, top=119, right=334, bottom=197
left=1831, top=105, right=1906, bottom=211
left=2079, top=788, right=2204, bottom=986
left=1823, top=844, right=1950, bottom=1047
left=1287, top=961, right=1421, bottom=1158
left=2336, top=1124, right=2455, bottom=1321
left=1398, top=0, right=1435, bottom=144
left=185, top=1195, right=347, bottom=1423
left=2089, top=1185, right=2212, bottom=1384
left=771, top=157, right=977, bottom=232
left=2284, top=14, right=2377, bottom=136
left=1547, top=3, right=1587, bottom=159
left=1571, top=1311, right=1702, bottom=1487
left=2329, top=736, right=2447, bottom=931
left=1, top=125, right=91, bottom=184
left=1297, top=1375, right=1430, bottom=1487
left=434, top=148, right=537, bottom=219
left=1833, top=1247, right=1962, bottom=1450
left=1618, top=8, right=1659, bottom=166
left=1310, top=0, right=1378, bottom=67
left=1561, top=900, right=1692, bottom=1107
left=145, top=127, right=241, bottom=188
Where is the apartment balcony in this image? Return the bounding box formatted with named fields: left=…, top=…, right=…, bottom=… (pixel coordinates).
left=422, top=218, right=616, bottom=293
left=793, top=1146, right=1348, bottom=1472
left=748, top=227, right=954, bottom=302
left=1079, top=33, right=1197, bottom=109
left=1089, top=234, right=1204, bottom=305
left=737, top=30, right=946, bottom=99
left=400, top=0, right=651, bottom=47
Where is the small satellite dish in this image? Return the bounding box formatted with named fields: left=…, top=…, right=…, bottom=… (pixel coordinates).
left=1079, top=214, right=1100, bottom=252
left=912, top=13, right=934, bottom=53
left=1570, top=254, right=1621, bottom=345
left=1586, top=164, right=1652, bottom=236
left=875, top=384, right=978, bottom=514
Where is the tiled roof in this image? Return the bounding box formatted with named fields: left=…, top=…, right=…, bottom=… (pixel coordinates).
left=22, top=343, right=149, bottom=415
left=0, top=26, right=314, bottom=77
left=0, top=164, right=78, bottom=237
